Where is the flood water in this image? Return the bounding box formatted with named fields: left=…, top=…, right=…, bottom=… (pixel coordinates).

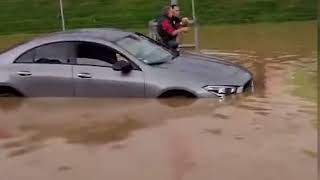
left=0, top=21, right=317, bottom=180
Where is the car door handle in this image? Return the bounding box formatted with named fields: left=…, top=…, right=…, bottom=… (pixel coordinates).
left=17, top=71, right=32, bottom=76
left=77, top=73, right=92, bottom=79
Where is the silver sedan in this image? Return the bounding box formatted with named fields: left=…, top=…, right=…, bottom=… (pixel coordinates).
left=0, top=29, right=253, bottom=98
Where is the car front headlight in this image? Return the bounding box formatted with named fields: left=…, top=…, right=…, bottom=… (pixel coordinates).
left=203, top=85, right=238, bottom=97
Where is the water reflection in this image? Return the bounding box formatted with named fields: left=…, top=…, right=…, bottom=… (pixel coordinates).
left=1, top=116, right=145, bottom=157
left=0, top=98, right=225, bottom=159
left=0, top=90, right=316, bottom=158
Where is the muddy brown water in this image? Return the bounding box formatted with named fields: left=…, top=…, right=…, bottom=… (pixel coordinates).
left=0, top=21, right=317, bottom=180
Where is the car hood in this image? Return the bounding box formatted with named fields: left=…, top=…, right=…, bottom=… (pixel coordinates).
left=153, top=52, right=252, bottom=86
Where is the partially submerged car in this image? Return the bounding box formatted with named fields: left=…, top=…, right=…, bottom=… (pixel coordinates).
left=0, top=28, right=253, bottom=98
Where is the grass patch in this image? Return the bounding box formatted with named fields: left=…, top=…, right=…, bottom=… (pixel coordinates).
left=0, top=34, right=35, bottom=51
left=302, top=149, right=317, bottom=158
left=291, top=65, right=317, bottom=102
left=0, top=0, right=317, bottom=34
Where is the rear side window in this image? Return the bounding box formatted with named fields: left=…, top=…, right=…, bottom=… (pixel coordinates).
left=16, top=49, right=35, bottom=63
left=15, top=42, right=74, bottom=64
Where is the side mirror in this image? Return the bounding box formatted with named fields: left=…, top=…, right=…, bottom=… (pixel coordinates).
left=112, top=60, right=133, bottom=73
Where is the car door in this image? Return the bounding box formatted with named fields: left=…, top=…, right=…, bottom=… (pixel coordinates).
left=10, top=42, right=74, bottom=97
left=71, top=41, right=145, bottom=97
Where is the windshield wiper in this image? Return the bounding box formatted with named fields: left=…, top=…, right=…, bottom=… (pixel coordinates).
left=172, top=53, right=179, bottom=59
left=171, top=51, right=180, bottom=60
left=147, top=61, right=167, bottom=65
left=147, top=56, right=172, bottom=65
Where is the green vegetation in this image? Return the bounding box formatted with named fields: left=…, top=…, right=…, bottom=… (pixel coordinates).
left=0, top=34, right=34, bottom=50
left=302, top=149, right=317, bottom=158
left=291, top=64, right=317, bottom=102
left=289, top=63, right=318, bottom=129
left=0, top=0, right=317, bottom=34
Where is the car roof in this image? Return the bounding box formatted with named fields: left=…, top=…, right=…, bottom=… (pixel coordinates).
left=0, top=28, right=136, bottom=65
left=38, top=28, right=134, bottom=42
left=1, top=28, right=134, bottom=55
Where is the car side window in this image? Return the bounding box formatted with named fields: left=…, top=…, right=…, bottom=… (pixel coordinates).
left=15, top=42, right=74, bottom=64
left=34, top=42, right=73, bottom=64
left=75, top=42, right=128, bottom=67
left=15, top=49, right=35, bottom=63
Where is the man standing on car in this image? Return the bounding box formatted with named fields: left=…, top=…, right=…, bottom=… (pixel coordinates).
left=171, top=4, right=191, bottom=29
left=157, top=6, right=188, bottom=50
left=171, top=4, right=191, bottom=43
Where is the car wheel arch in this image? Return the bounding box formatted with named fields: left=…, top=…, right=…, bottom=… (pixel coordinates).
left=158, top=88, right=197, bottom=98
left=0, top=85, right=24, bottom=97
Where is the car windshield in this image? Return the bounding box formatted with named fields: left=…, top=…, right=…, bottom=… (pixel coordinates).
left=115, top=35, right=173, bottom=65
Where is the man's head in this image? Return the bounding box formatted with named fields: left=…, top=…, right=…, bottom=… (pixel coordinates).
left=171, top=4, right=180, bottom=17
left=162, top=6, right=173, bottom=18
